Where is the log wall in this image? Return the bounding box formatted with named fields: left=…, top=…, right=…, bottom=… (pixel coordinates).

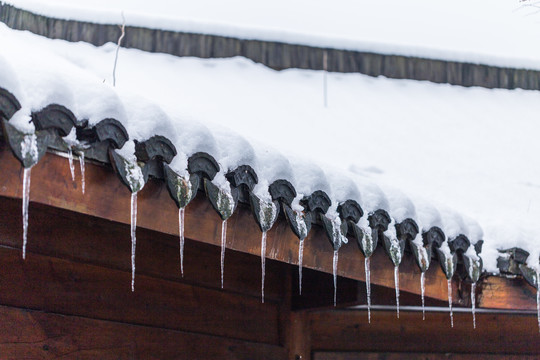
left=0, top=138, right=539, bottom=358
left=0, top=143, right=457, bottom=304
left=1, top=177, right=539, bottom=359
left=1, top=3, right=540, bottom=90
left=0, top=306, right=285, bottom=360
left=306, top=310, right=540, bottom=360
left=0, top=196, right=289, bottom=359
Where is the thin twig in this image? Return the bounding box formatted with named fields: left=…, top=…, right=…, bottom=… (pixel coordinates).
left=112, top=12, right=126, bottom=87
left=323, top=50, right=328, bottom=108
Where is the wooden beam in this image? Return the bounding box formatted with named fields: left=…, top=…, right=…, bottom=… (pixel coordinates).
left=313, top=352, right=539, bottom=360
left=0, top=246, right=280, bottom=344
left=478, top=275, right=537, bottom=311
left=0, top=144, right=454, bottom=302
left=0, top=305, right=286, bottom=360
left=309, top=310, right=540, bottom=355
left=288, top=312, right=312, bottom=360
left=293, top=267, right=449, bottom=310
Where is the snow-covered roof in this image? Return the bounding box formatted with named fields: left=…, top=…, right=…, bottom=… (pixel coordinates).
left=0, top=18, right=539, bottom=283
left=4, top=0, right=540, bottom=70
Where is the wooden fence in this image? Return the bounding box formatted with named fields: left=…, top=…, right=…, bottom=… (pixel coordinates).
left=2, top=2, right=540, bottom=90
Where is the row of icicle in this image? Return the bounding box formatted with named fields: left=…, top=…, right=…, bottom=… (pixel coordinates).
left=16, top=147, right=537, bottom=331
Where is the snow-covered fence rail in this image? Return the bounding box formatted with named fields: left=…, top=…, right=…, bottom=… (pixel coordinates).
left=1, top=2, right=540, bottom=91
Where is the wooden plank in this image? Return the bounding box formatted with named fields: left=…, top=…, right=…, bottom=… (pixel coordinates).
left=0, top=196, right=285, bottom=302
left=0, top=144, right=454, bottom=303
left=292, top=267, right=448, bottom=310
left=3, top=3, right=540, bottom=91
left=287, top=312, right=312, bottom=360
left=313, top=352, right=538, bottom=360
left=478, top=275, right=537, bottom=311
left=309, top=310, right=540, bottom=354
left=0, top=305, right=287, bottom=360
left=0, top=246, right=280, bottom=344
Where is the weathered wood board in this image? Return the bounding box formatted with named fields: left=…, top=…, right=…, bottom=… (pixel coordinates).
left=309, top=310, right=540, bottom=355
left=0, top=305, right=287, bottom=359
left=1, top=3, right=539, bottom=90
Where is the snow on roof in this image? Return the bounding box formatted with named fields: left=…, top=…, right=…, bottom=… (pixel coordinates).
left=1, top=23, right=539, bottom=274
left=5, top=0, right=540, bottom=70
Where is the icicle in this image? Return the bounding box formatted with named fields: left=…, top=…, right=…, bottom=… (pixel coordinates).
left=220, top=219, right=227, bottom=288
left=536, top=270, right=540, bottom=333
left=394, top=265, right=400, bottom=318
left=421, top=271, right=426, bottom=320
left=365, top=256, right=371, bottom=323
left=179, top=207, right=185, bottom=277
left=79, top=151, right=85, bottom=194
left=67, top=148, right=76, bottom=181
left=253, top=197, right=278, bottom=303
left=325, top=214, right=347, bottom=308
left=294, top=210, right=308, bottom=242
left=471, top=282, right=477, bottom=329
left=537, top=288, right=540, bottom=333
left=293, top=209, right=308, bottom=295
left=448, top=279, right=454, bottom=328
left=130, top=192, right=138, bottom=292
left=333, top=249, right=339, bottom=307
left=20, top=133, right=38, bottom=260
left=261, top=231, right=267, bottom=303
left=323, top=50, right=328, bottom=107
left=298, top=238, right=304, bottom=295
left=21, top=167, right=32, bottom=260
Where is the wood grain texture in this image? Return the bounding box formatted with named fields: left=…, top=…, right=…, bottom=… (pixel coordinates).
left=0, top=196, right=286, bottom=302
left=477, top=275, right=537, bottom=311
left=0, top=305, right=287, bottom=360
left=2, top=3, right=540, bottom=90
left=0, top=246, right=280, bottom=344
left=287, top=312, right=312, bottom=360
left=0, top=145, right=455, bottom=303
left=309, top=310, right=540, bottom=354
left=293, top=267, right=448, bottom=310
left=313, top=352, right=538, bottom=360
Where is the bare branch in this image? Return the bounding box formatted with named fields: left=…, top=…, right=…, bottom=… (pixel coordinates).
left=112, top=12, right=126, bottom=87
left=323, top=50, right=328, bottom=108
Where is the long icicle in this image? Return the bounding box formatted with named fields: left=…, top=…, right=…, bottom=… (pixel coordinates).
left=130, top=192, right=138, bottom=292
left=448, top=279, right=454, bottom=328
left=394, top=265, right=400, bottom=318
left=471, top=282, right=477, bottom=329
left=421, top=271, right=426, bottom=320
left=179, top=207, right=185, bottom=277
left=298, top=238, right=305, bottom=295
left=365, top=256, right=371, bottom=323
left=22, top=167, right=32, bottom=260
left=261, top=231, right=267, bottom=303
left=220, top=219, right=227, bottom=289
left=536, top=270, right=540, bottom=333
left=67, top=148, right=75, bottom=181
left=79, top=151, right=85, bottom=194
left=333, top=250, right=339, bottom=307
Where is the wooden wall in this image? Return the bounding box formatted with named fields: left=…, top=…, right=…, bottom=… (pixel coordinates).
left=0, top=196, right=290, bottom=359
left=0, top=148, right=538, bottom=359
left=1, top=196, right=539, bottom=359
left=2, top=2, right=540, bottom=90
left=303, top=310, right=540, bottom=360
left=0, top=144, right=458, bottom=305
